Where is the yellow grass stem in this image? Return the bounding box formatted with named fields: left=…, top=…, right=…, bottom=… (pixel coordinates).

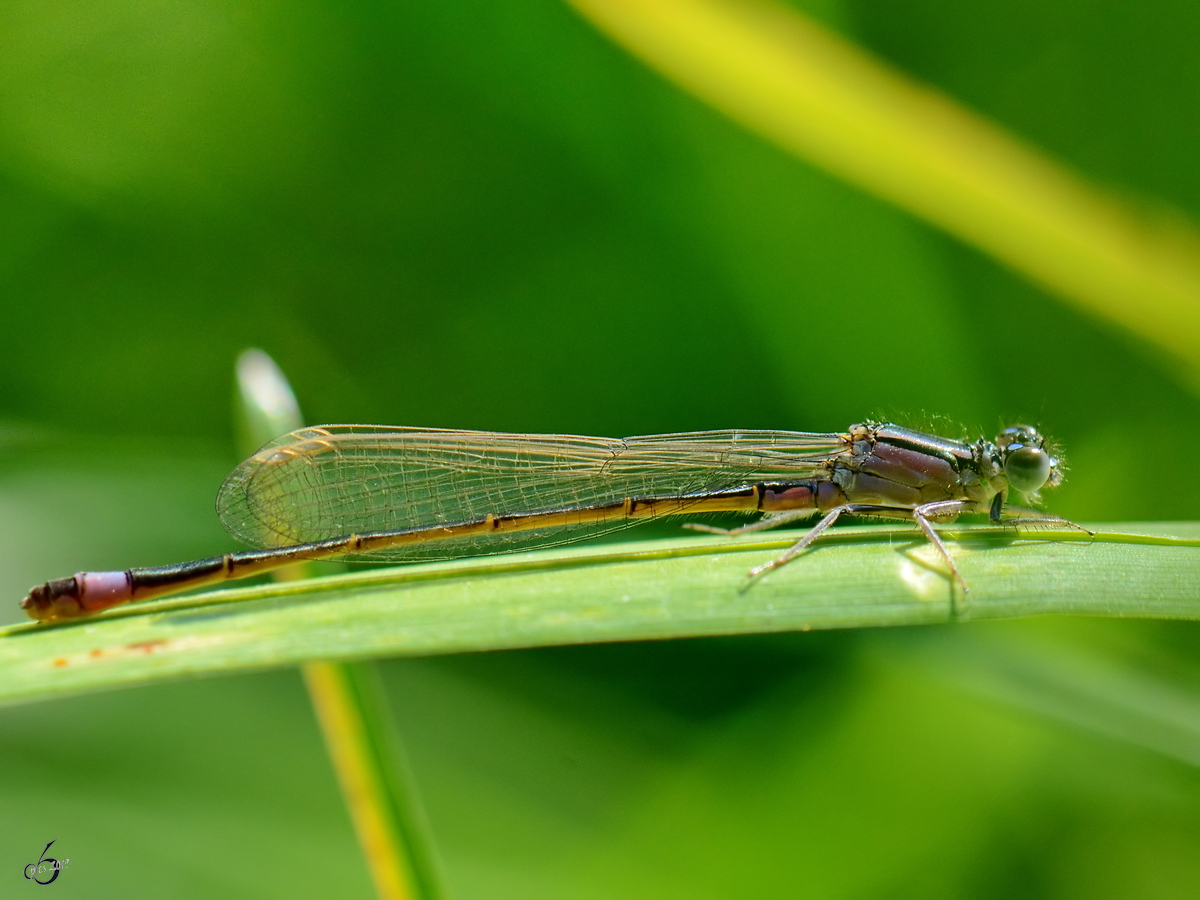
left=569, top=0, right=1200, bottom=386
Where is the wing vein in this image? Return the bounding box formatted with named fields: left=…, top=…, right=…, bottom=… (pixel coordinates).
left=216, top=425, right=845, bottom=561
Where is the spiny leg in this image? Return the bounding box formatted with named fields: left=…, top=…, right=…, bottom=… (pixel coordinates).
left=747, top=503, right=916, bottom=580
left=910, top=500, right=974, bottom=593
left=744, top=500, right=977, bottom=592
left=910, top=500, right=1090, bottom=595
left=683, top=507, right=815, bottom=537
left=994, top=505, right=1095, bottom=538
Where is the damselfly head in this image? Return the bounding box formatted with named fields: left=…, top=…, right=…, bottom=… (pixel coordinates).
left=995, top=425, right=1062, bottom=496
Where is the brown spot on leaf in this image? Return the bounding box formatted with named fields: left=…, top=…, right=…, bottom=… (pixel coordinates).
left=125, top=640, right=169, bottom=654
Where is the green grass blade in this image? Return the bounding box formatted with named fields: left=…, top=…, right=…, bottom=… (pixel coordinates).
left=1, top=523, right=1197, bottom=707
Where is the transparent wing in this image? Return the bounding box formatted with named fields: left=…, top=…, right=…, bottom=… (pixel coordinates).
left=216, top=424, right=845, bottom=561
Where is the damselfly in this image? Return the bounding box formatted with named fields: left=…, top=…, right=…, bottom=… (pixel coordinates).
left=22, top=421, right=1086, bottom=621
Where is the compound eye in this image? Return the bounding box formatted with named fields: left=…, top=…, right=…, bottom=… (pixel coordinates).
left=1005, top=446, right=1052, bottom=494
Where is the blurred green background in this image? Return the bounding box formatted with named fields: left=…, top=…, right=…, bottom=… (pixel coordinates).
left=3, top=0, right=1200, bottom=896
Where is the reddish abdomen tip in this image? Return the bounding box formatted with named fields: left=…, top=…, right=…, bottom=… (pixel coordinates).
left=22, top=571, right=134, bottom=622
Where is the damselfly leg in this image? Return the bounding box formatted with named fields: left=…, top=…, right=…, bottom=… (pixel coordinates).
left=688, top=501, right=975, bottom=590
